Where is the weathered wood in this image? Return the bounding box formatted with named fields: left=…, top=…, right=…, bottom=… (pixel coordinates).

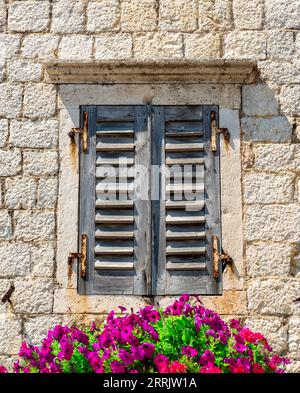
left=165, top=131, right=203, bottom=137
left=96, top=130, right=134, bottom=136
left=96, top=157, right=134, bottom=166
left=165, top=201, right=204, bottom=209
left=166, top=230, right=206, bottom=239
left=95, top=230, right=134, bottom=239
left=95, top=200, right=134, bottom=208
left=97, top=106, right=134, bottom=122
left=165, top=106, right=203, bottom=121
left=95, top=214, right=134, bottom=224
left=96, top=143, right=135, bottom=151
left=166, top=215, right=205, bottom=224
left=165, top=157, right=204, bottom=165
left=133, top=106, right=152, bottom=295
left=95, top=261, right=134, bottom=270
left=165, top=143, right=204, bottom=151
left=166, top=262, right=206, bottom=270
left=94, top=246, right=134, bottom=255
left=166, top=247, right=206, bottom=255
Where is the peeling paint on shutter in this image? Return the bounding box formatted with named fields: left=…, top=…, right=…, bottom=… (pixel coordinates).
left=152, top=105, right=222, bottom=295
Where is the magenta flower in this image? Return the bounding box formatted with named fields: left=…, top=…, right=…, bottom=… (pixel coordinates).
left=182, top=345, right=198, bottom=357
left=119, top=349, right=134, bottom=366
left=58, top=338, right=73, bottom=361
left=110, top=360, right=125, bottom=373
left=0, top=365, right=7, bottom=373
left=139, top=342, right=155, bottom=359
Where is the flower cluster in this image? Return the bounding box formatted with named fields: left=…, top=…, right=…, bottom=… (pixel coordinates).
left=0, top=295, right=290, bottom=373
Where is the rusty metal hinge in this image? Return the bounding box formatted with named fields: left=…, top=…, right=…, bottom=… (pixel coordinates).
left=212, top=236, right=233, bottom=278
left=1, top=283, right=15, bottom=304
left=69, top=111, right=88, bottom=152
left=68, top=234, right=88, bottom=280
left=210, top=111, right=230, bottom=152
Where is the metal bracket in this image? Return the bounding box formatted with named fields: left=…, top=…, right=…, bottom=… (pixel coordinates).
left=1, top=283, right=15, bottom=304
left=210, top=111, right=230, bottom=151
left=69, top=111, right=88, bottom=152
left=68, top=234, right=88, bottom=280
left=220, top=253, right=233, bottom=272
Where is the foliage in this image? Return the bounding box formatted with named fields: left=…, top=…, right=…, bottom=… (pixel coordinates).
left=0, top=295, right=290, bottom=373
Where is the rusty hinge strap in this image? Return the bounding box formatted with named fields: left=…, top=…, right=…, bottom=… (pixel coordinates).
left=1, top=283, right=15, bottom=304
left=210, top=111, right=230, bottom=152
left=69, top=111, right=88, bottom=152
left=68, top=234, right=88, bottom=280
left=212, top=235, right=220, bottom=278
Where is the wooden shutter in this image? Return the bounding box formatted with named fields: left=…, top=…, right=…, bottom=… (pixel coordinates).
left=78, top=106, right=151, bottom=295
left=152, top=105, right=222, bottom=295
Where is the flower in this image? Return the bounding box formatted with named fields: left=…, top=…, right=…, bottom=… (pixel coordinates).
left=139, top=342, right=155, bottom=359
left=182, top=346, right=198, bottom=357
left=110, top=360, right=125, bottom=373
left=200, top=363, right=222, bottom=373
left=199, top=350, right=215, bottom=365
left=252, top=363, right=265, bottom=373
left=119, top=349, right=134, bottom=366
left=169, top=361, right=187, bottom=373
left=230, top=319, right=241, bottom=331
left=0, top=365, right=7, bottom=373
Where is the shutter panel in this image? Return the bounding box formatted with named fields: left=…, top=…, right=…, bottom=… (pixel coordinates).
left=78, top=105, right=151, bottom=295
left=152, top=105, right=222, bottom=295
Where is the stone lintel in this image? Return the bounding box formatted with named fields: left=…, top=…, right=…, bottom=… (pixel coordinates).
left=45, top=59, right=257, bottom=84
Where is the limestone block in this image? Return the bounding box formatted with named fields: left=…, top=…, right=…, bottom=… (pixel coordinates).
left=11, top=278, right=54, bottom=314
left=87, top=0, right=120, bottom=32
left=134, top=32, right=183, bottom=60
left=31, top=242, right=55, bottom=277
left=246, top=242, right=292, bottom=277
left=242, top=84, right=279, bottom=116
left=286, top=361, right=300, bottom=373
left=0, top=0, right=5, bottom=32
left=8, top=1, right=50, bottom=32
left=0, top=149, right=21, bottom=176
left=158, top=291, right=248, bottom=315
left=37, top=177, right=58, bottom=209
left=224, top=31, right=267, bottom=60
left=0, top=34, right=20, bottom=59
left=259, top=61, right=300, bottom=85
left=95, top=34, right=132, bottom=60
left=241, top=116, right=292, bottom=142
left=245, top=317, right=288, bottom=353
left=265, top=0, right=300, bottom=29
left=280, top=86, right=300, bottom=117
left=14, top=211, right=55, bottom=241
left=5, top=176, right=37, bottom=209
left=0, top=243, right=31, bottom=276
left=23, top=83, right=56, bottom=119
left=121, top=0, right=157, bottom=32
left=233, top=0, right=264, bottom=30
left=24, top=315, right=62, bottom=346
left=184, top=33, right=221, bottom=59
left=0, top=315, right=22, bottom=355
left=10, top=120, right=58, bottom=149
left=0, top=84, right=22, bottom=118
left=289, top=318, right=300, bottom=359
left=8, top=60, right=42, bottom=82
left=243, top=172, right=295, bottom=204
left=267, top=31, right=294, bottom=60
left=0, top=211, right=12, bottom=240
left=58, top=36, right=93, bottom=61
left=51, top=0, right=84, bottom=33
left=53, top=288, right=149, bottom=313
left=245, top=205, right=300, bottom=242
left=248, top=279, right=300, bottom=316
left=199, top=0, right=232, bottom=31
left=22, top=34, right=60, bottom=60
left=159, top=0, right=197, bottom=32
left=0, top=119, right=8, bottom=147
left=23, top=150, right=58, bottom=176
left=254, top=144, right=299, bottom=171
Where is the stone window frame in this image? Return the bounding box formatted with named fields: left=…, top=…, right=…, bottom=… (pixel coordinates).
left=55, top=83, right=243, bottom=311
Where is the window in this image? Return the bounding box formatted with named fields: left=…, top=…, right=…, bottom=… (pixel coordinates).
left=78, top=105, right=222, bottom=295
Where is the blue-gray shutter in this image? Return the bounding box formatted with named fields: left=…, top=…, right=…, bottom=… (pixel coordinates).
left=78, top=105, right=222, bottom=296
left=152, top=105, right=222, bottom=295
left=78, top=105, right=151, bottom=295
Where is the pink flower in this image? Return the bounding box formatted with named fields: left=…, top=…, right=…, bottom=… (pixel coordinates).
left=59, top=338, right=73, bottom=361
left=0, top=365, right=8, bottom=373
left=182, top=345, right=198, bottom=357
left=200, top=363, right=222, bottom=373
left=139, top=342, right=155, bottom=359
left=230, top=319, right=241, bottom=331
left=119, top=349, right=134, bottom=365
left=110, top=360, right=125, bottom=373
left=169, top=361, right=187, bottom=373
left=252, top=363, right=265, bottom=373
left=199, top=350, right=215, bottom=365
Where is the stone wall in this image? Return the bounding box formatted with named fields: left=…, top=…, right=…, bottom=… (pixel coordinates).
left=0, top=0, right=299, bottom=371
